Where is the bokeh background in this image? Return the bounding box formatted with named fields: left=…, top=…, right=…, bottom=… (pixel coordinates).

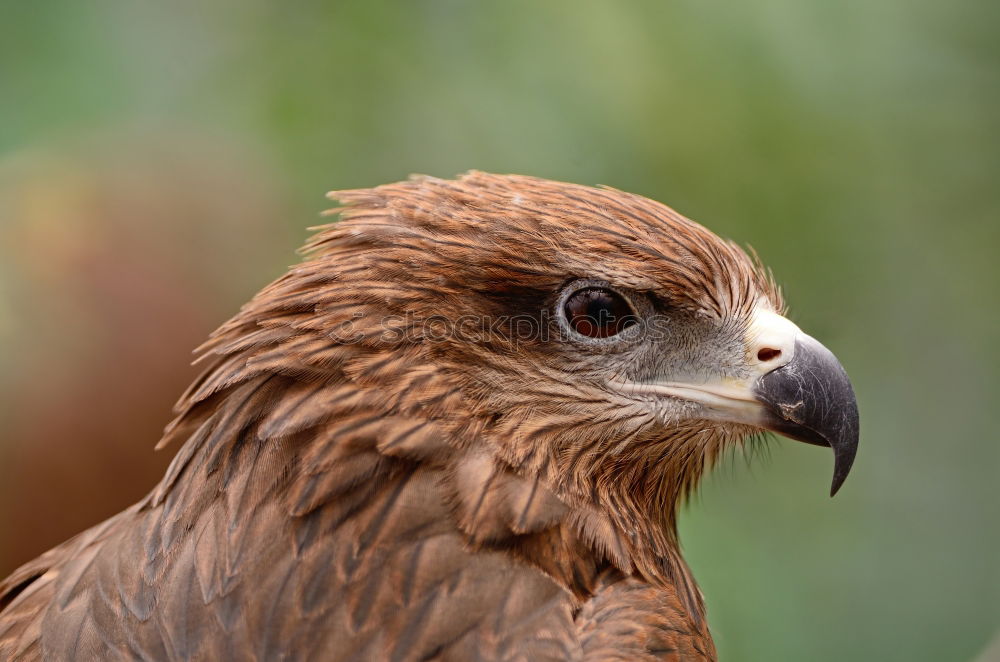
left=1, top=1, right=997, bottom=660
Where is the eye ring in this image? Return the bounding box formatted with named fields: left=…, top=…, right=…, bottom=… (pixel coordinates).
left=558, top=284, right=638, bottom=340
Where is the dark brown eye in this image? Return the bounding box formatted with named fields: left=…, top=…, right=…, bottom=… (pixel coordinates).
left=563, top=288, right=637, bottom=339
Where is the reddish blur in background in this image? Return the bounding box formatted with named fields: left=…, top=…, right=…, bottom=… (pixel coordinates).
left=1, top=3, right=997, bottom=661
left=0, top=134, right=293, bottom=573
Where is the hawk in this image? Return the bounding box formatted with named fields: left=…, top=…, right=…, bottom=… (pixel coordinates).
left=0, top=173, right=858, bottom=660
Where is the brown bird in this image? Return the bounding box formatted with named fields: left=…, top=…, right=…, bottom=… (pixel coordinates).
left=0, top=173, right=858, bottom=661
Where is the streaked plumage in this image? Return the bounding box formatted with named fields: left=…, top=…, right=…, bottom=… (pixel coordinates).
left=0, top=173, right=858, bottom=660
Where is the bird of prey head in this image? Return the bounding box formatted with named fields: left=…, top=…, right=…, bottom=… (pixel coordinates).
left=0, top=172, right=858, bottom=661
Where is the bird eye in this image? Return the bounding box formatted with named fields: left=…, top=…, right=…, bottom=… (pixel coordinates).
left=563, top=287, right=637, bottom=339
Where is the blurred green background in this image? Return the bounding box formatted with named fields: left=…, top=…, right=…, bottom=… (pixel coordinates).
left=1, top=1, right=997, bottom=660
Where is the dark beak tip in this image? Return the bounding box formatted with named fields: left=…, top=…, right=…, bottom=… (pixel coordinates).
left=830, top=471, right=847, bottom=497
left=827, top=393, right=860, bottom=497
left=829, top=417, right=860, bottom=497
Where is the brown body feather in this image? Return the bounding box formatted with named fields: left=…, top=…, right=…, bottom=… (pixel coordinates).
left=0, top=172, right=787, bottom=660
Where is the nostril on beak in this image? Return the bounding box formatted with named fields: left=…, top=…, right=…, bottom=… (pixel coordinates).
left=757, top=347, right=782, bottom=362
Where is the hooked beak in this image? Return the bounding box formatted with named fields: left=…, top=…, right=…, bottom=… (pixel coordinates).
left=753, top=333, right=860, bottom=496
left=612, top=309, right=860, bottom=495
